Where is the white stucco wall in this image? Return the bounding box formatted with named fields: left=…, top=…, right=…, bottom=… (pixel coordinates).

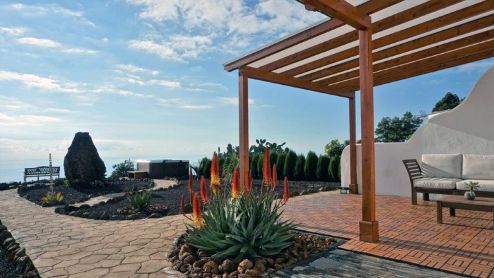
left=341, top=66, right=494, bottom=197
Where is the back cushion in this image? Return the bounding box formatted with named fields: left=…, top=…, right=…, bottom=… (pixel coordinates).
left=421, top=154, right=462, bottom=179
left=463, top=154, right=494, bottom=180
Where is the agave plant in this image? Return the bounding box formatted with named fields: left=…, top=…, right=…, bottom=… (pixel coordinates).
left=128, top=190, right=152, bottom=211
left=186, top=190, right=296, bottom=262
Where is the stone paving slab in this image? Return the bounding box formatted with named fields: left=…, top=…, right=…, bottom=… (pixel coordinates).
left=0, top=189, right=185, bottom=278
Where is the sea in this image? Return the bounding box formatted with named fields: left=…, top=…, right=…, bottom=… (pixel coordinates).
left=0, top=156, right=202, bottom=183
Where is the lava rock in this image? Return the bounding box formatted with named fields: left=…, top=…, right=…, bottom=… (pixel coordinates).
left=203, top=260, right=219, bottom=274
left=64, top=132, right=106, bottom=186
left=149, top=213, right=163, bottom=218
left=221, top=259, right=235, bottom=273
left=237, top=259, right=253, bottom=273
left=193, top=259, right=207, bottom=269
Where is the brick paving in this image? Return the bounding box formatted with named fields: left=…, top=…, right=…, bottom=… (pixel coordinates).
left=283, top=192, right=494, bottom=278
left=0, top=189, right=185, bottom=278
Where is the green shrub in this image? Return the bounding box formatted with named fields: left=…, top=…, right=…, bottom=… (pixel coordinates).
left=294, top=155, right=305, bottom=181
left=270, top=152, right=278, bottom=169
left=316, top=155, right=330, bottom=181
left=283, top=151, right=297, bottom=179
left=199, top=158, right=212, bottom=178
left=128, top=190, right=152, bottom=211
left=329, top=156, right=341, bottom=182
left=110, top=159, right=134, bottom=180
left=198, top=157, right=209, bottom=177
left=304, top=151, right=318, bottom=181
left=186, top=191, right=296, bottom=262
left=257, top=155, right=264, bottom=180
left=63, top=179, right=71, bottom=188
left=250, top=155, right=259, bottom=179
left=276, top=153, right=286, bottom=179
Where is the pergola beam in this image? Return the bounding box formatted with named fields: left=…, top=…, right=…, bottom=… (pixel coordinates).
left=263, top=0, right=465, bottom=73
left=224, top=0, right=402, bottom=72
left=302, top=15, right=494, bottom=81
left=327, top=40, right=494, bottom=92
left=239, top=66, right=352, bottom=98
left=317, top=29, right=494, bottom=86
left=281, top=1, right=494, bottom=76
left=303, top=0, right=371, bottom=30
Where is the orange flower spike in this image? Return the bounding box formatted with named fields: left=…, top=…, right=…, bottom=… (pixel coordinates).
left=192, top=192, right=204, bottom=228
left=200, top=176, right=209, bottom=203
left=231, top=167, right=240, bottom=199
left=272, top=163, right=278, bottom=190
left=188, top=168, right=194, bottom=204
left=283, top=177, right=289, bottom=204
left=210, top=152, right=221, bottom=195
left=179, top=193, right=186, bottom=215
left=262, top=147, right=271, bottom=186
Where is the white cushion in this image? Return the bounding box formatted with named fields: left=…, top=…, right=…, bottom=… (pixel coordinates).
left=462, top=154, right=494, bottom=180
left=413, top=178, right=460, bottom=190
left=456, top=180, right=494, bottom=192
left=421, top=154, right=462, bottom=179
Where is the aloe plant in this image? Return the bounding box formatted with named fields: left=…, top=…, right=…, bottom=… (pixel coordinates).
left=186, top=190, right=296, bottom=262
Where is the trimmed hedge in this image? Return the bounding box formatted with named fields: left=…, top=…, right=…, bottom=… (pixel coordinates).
left=329, top=156, right=341, bottom=182
left=257, top=155, right=264, bottom=180
left=294, top=155, right=305, bottom=181
left=269, top=152, right=278, bottom=170
left=316, top=155, right=330, bottom=181
left=283, top=150, right=297, bottom=179
left=250, top=155, right=260, bottom=179
left=276, top=153, right=286, bottom=179
left=304, top=151, right=318, bottom=181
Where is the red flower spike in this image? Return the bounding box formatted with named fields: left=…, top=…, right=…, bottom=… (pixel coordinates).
left=179, top=193, right=185, bottom=215
left=262, top=147, right=271, bottom=186
left=210, top=152, right=221, bottom=195
left=231, top=167, right=240, bottom=199
left=272, top=163, right=277, bottom=190
left=200, top=176, right=208, bottom=203
left=283, top=176, right=289, bottom=204
left=192, top=192, right=204, bottom=228
left=188, top=168, right=194, bottom=204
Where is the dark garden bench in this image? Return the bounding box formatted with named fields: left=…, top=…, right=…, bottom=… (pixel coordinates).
left=24, top=166, right=60, bottom=182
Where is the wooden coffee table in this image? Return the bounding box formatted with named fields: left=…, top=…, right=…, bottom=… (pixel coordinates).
left=437, top=195, right=494, bottom=228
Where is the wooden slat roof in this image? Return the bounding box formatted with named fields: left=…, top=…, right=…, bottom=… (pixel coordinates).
left=224, top=0, right=494, bottom=98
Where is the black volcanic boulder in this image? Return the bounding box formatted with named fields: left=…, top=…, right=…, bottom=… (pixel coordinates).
left=64, top=132, right=106, bottom=186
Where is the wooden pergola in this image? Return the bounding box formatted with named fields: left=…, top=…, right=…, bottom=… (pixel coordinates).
left=224, top=0, right=494, bottom=242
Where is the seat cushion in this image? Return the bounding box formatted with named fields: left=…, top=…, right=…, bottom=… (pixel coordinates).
left=456, top=180, right=494, bottom=192
left=421, top=154, right=462, bottom=179
left=462, top=154, right=494, bottom=180
left=413, top=178, right=460, bottom=190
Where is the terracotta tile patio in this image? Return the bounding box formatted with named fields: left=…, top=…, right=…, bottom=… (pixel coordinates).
left=283, top=192, right=494, bottom=278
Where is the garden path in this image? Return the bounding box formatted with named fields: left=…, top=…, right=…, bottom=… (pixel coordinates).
left=0, top=189, right=185, bottom=278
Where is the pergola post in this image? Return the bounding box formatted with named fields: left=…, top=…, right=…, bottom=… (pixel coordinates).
left=349, top=94, right=358, bottom=194
left=238, top=70, right=249, bottom=189
left=358, top=29, right=379, bottom=242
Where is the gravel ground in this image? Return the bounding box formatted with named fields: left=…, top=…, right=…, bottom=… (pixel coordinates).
left=0, top=248, right=20, bottom=278
left=55, top=179, right=340, bottom=220
left=17, top=180, right=154, bottom=206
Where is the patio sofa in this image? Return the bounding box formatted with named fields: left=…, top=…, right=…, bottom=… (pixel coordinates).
left=403, top=154, right=494, bottom=204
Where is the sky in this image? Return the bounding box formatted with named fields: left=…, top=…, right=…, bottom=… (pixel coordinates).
left=0, top=0, right=493, bottom=175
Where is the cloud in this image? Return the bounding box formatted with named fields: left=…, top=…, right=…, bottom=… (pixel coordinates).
left=127, top=0, right=324, bottom=35
left=16, top=37, right=97, bottom=54
left=158, top=98, right=213, bottom=110
left=115, top=75, right=181, bottom=89
left=17, top=37, right=60, bottom=48
left=148, top=79, right=181, bottom=89
left=115, top=64, right=159, bottom=76
left=0, top=112, right=62, bottom=126
left=219, top=97, right=254, bottom=106
left=10, top=3, right=95, bottom=27
left=0, top=27, right=27, bottom=36
left=128, top=35, right=213, bottom=61
left=455, top=60, right=494, bottom=73
left=0, top=70, right=81, bottom=93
